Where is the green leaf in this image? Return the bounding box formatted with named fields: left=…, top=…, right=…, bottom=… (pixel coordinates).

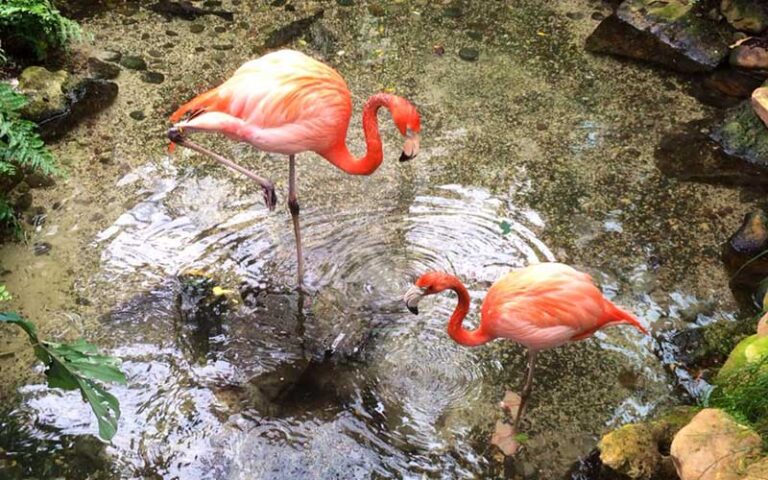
left=1, top=311, right=126, bottom=440
left=500, top=220, right=512, bottom=236
left=514, top=432, right=530, bottom=443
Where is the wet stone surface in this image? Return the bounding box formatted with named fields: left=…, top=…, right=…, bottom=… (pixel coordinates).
left=0, top=0, right=760, bottom=478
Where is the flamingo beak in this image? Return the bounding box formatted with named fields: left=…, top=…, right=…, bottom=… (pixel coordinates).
left=404, top=285, right=427, bottom=315
left=399, top=132, right=420, bottom=162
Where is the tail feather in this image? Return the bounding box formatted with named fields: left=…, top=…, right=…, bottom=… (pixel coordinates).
left=604, top=301, right=648, bottom=335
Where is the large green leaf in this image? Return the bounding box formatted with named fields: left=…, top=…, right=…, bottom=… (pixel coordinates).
left=0, top=311, right=126, bottom=440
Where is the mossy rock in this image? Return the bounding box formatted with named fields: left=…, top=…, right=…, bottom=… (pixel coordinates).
left=721, top=0, right=768, bottom=34
left=669, top=319, right=754, bottom=370
left=17, top=66, right=70, bottom=122
left=710, top=101, right=768, bottom=167
left=598, top=407, right=697, bottom=479
left=715, top=333, right=768, bottom=381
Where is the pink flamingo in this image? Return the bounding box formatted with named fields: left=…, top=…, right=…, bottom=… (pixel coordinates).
left=403, top=262, right=648, bottom=429
left=167, top=49, right=421, bottom=290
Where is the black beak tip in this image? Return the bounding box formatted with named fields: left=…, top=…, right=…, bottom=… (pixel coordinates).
left=168, top=127, right=184, bottom=143
left=407, top=305, right=418, bottom=315
left=399, top=151, right=414, bottom=162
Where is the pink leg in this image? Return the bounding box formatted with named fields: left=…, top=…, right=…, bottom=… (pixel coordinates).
left=514, top=349, right=537, bottom=430
left=168, top=127, right=277, bottom=210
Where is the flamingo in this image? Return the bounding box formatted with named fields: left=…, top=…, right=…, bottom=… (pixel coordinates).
left=167, top=49, right=422, bottom=290
left=403, top=262, right=648, bottom=430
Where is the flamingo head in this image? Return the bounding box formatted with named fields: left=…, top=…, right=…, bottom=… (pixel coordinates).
left=403, top=271, right=452, bottom=315
left=389, top=96, right=421, bottom=162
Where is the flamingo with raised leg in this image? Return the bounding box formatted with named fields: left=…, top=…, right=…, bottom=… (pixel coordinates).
left=167, top=49, right=421, bottom=291
left=403, top=262, right=648, bottom=431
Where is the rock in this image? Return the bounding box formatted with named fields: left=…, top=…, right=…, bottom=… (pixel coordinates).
left=18, top=67, right=118, bottom=141
left=458, top=47, right=479, bottom=61
left=39, top=78, right=118, bottom=141
left=701, top=69, right=765, bottom=101
left=17, top=67, right=70, bottom=123
left=367, top=4, right=385, bottom=17
left=598, top=407, right=696, bottom=480
left=148, top=1, right=234, bottom=21
left=491, top=421, right=521, bottom=456
left=655, top=119, right=768, bottom=187
left=94, top=49, right=122, bottom=63
left=190, top=23, right=204, bottom=33
left=710, top=101, right=768, bottom=167
left=724, top=210, right=768, bottom=288
left=141, top=71, right=165, bottom=84
left=211, top=44, right=234, bottom=50
left=33, top=242, right=51, bottom=255
left=730, top=37, right=768, bottom=71
left=743, top=457, right=768, bottom=479
left=25, top=173, right=55, bottom=189
left=586, top=0, right=731, bottom=73
left=670, top=409, right=762, bottom=480
left=721, top=0, right=768, bottom=34
left=88, top=57, right=121, bottom=80
left=119, top=55, right=147, bottom=71
left=336, top=0, right=353, bottom=6
left=262, top=9, right=324, bottom=50
left=129, top=110, right=146, bottom=121
left=715, top=314, right=768, bottom=383
left=759, top=311, right=768, bottom=336
left=165, top=29, right=178, bottom=36
left=751, top=84, right=768, bottom=127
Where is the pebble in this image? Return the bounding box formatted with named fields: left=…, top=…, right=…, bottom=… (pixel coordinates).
left=203, top=0, right=221, bottom=6
left=96, top=49, right=122, bottom=63
left=467, top=31, right=482, bottom=41
left=141, top=33, right=150, bottom=40
left=368, top=4, right=385, bottom=17
left=271, top=0, right=286, bottom=5
left=212, top=44, right=234, bottom=50
left=443, top=6, right=462, bottom=18
left=591, top=11, right=605, bottom=21
left=129, top=110, right=146, bottom=121
left=195, top=46, right=206, bottom=52
left=214, top=25, right=226, bottom=33
left=336, top=0, right=353, bottom=6
left=120, top=55, right=147, bottom=70
left=166, top=30, right=178, bottom=36
left=149, top=49, right=163, bottom=58
left=33, top=242, right=52, bottom=256
left=190, top=24, right=205, bottom=33
left=88, top=57, right=121, bottom=80
left=141, top=71, right=165, bottom=84
left=458, top=47, right=479, bottom=61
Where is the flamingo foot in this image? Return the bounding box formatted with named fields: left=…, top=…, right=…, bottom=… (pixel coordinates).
left=262, top=182, right=277, bottom=211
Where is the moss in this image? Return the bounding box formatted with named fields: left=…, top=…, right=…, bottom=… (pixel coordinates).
left=711, top=102, right=768, bottom=167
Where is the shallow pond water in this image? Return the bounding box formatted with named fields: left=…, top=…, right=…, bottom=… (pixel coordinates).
left=0, top=0, right=757, bottom=478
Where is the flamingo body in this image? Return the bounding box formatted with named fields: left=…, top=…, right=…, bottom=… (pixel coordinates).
left=479, top=263, right=643, bottom=350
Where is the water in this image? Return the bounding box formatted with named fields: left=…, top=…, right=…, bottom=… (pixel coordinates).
left=0, top=0, right=750, bottom=478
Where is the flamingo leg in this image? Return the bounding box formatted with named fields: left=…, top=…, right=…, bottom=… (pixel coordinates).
left=288, top=155, right=305, bottom=291
left=513, top=349, right=537, bottom=430
left=168, top=128, right=277, bottom=210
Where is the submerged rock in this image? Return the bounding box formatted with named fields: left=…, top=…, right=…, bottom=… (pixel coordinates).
left=710, top=101, right=768, bottom=167
left=598, top=407, right=695, bottom=480
left=148, top=0, right=234, bottom=21
left=586, top=0, right=731, bottom=73
left=88, top=57, right=121, bottom=80
left=700, top=69, right=765, bottom=103
left=670, top=409, right=762, bottom=480
left=721, top=0, right=768, bottom=34
left=262, top=9, right=324, bottom=50
left=724, top=210, right=768, bottom=289
left=730, top=37, right=768, bottom=71
left=17, top=67, right=118, bottom=141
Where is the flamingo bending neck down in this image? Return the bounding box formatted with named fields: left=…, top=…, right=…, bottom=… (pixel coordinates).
left=167, top=49, right=422, bottom=290
left=403, top=262, right=648, bottom=430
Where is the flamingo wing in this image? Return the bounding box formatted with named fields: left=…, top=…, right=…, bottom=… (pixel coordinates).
left=170, top=50, right=352, bottom=154
left=480, top=263, right=607, bottom=350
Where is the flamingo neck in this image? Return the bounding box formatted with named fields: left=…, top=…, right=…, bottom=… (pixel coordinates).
left=322, top=93, right=391, bottom=175
left=444, top=276, right=493, bottom=347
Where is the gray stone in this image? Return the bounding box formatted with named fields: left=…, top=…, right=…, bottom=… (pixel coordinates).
left=120, top=55, right=147, bottom=71
left=88, top=57, right=121, bottom=80
left=586, top=0, right=731, bottom=73
left=141, top=71, right=165, bottom=84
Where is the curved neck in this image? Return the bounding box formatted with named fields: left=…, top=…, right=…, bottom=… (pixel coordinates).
left=444, top=277, right=493, bottom=347
left=321, top=93, right=391, bottom=175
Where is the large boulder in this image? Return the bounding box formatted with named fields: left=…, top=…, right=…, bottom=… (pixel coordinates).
left=730, top=37, right=768, bottom=71
left=721, top=0, right=768, bottom=35
left=586, top=0, right=731, bottom=73
left=671, top=409, right=762, bottom=480
left=598, top=407, right=696, bottom=479
left=17, top=67, right=70, bottom=122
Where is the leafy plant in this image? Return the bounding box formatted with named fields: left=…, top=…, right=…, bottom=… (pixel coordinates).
left=0, top=0, right=81, bottom=62
left=0, top=312, right=126, bottom=440
left=0, top=82, right=59, bottom=231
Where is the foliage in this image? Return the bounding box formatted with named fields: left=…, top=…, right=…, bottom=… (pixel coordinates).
left=0, top=284, right=10, bottom=303
left=0, top=0, right=81, bottom=62
left=0, top=311, right=127, bottom=440
left=0, top=82, right=58, bottom=231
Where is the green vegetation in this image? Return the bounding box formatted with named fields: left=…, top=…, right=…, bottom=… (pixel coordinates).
left=0, top=82, right=59, bottom=231
left=0, top=0, right=81, bottom=62
left=0, top=288, right=126, bottom=441
left=708, top=356, right=768, bottom=446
